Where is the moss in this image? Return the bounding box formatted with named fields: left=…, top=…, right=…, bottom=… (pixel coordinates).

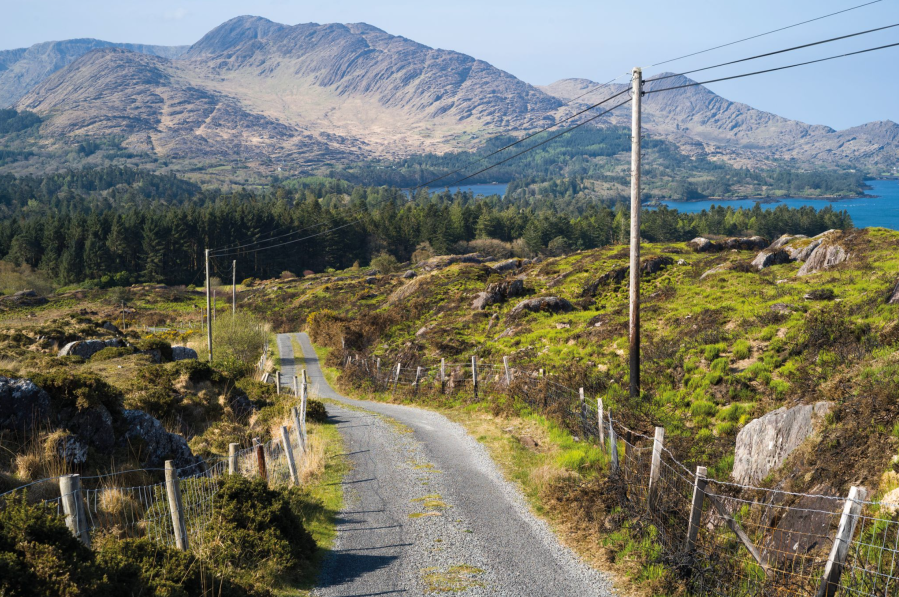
left=133, top=338, right=173, bottom=362
left=90, top=346, right=137, bottom=361
left=30, top=369, right=122, bottom=414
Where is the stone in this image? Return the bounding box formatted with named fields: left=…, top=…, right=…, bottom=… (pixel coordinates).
left=492, top=258, right=522, bottom=273
left=700, top=264, right=729, bottom=280
left=171, top=346, right=198, bottom=361
left=62, top=402, right=115, bottom=452
left=509, top=296, right=574, bottom=318
left=228, top=394, right=256, bottom=419
left=365, top=277, right=377, bottom=284
left=420, top=253, right=490, bottom=272
left=769, top=234, right=807, bottom=250
left=582, top=266, right=628, bottom=296
left=732, top=402, right=833, bottom=485
left=519, top=436, right=539, bottom=449
left=724, top=236, right=769, bottom=251
left=804, top=288, right=836, bottom=301
left=402, top=270, right=416, bottom=279
left=640, top=255, right=674, bottom=275
left=880, top=487, right=899, bottom=515
left=752, top=249, right=793, bottom=270
left=117, top=409, right=199, bottom=469
left=770, top=303, right=792, bottom=313
left=0, top=376, right=51, bottom=432
left=472, top=279, right=525, bottom=310
left=58, top=338, right=126, bottom=359
left=798, top=244, right=848, bottom=276
left=677, top=259, right=688, bottom=266
left=763, top=484, right=840, bottom=564
left=889, top=279, right=899, bottom=305
left=44, top=431, right=88, bottom=465
left=789, top=239, right=823, bottom=262
left=102, top=321, right=122, bottom=335
left=687, top=237, right=718, bottom=252
left=1, top=290, right=48, bottom=307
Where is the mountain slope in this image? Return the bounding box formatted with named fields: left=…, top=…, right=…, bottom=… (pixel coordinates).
left=0, top=38, right=187, bottom=108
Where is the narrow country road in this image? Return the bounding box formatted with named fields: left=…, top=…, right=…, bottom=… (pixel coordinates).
left=279, top=332, right=615, bottom=597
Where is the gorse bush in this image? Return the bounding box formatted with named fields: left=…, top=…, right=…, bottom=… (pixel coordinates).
left=30, top=370, right=121, bottom=414
left=210, top=312, right=268, bottom=376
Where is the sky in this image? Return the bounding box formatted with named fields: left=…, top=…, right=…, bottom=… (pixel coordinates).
left=2, top=0, right=897, bottom=130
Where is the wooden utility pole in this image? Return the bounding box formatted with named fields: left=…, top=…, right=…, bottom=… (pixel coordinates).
left=205, top=248, right=213, bottom=361
left=121, top=301, right=126, bottom=331
left=628, top=66, right=643, bottom=400
left=232, top=259, right=237, bottom=317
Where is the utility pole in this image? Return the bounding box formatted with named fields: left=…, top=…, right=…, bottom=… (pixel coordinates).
left=205, top=248, right=213, bottom=362
left=232, top=260, right=237, bottom=317
left=628, top=66, right=643, bottom=400
left=121, top=301, right=126, bottom=331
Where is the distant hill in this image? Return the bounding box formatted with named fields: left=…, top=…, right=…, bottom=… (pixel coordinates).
left=0, top=38, right=187, bottom=108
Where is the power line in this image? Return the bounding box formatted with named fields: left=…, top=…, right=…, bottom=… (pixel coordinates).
left=212, top=220, right=362, bottom=257
left=647, top=0, right=884, bottom=69
left=648, top=22, right=899, bottom=82
left=644, top=40, right=899, bottom=95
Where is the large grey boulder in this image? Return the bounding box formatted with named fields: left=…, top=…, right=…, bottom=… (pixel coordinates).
left=687, top=237, right=718, bottom=253
left=769, top=234, right=807, bottom=250
left=789, top=239, right=823, bottom=261
left=732, top=402, right=833, bottom=485
left=751, top=249, right=792, bottom=270
left=117, top=409, right=198, bottom=469
left=61, top=402, right=115, bottom=452
left=171, top=346, right=198, bottom=361
left=0, top=377, right=51, bottom=432
left=472, top=279, right=525, bottom=310
left=58, top=338, right=126, bottom=359
left=641, top=255, right=674, bottom=275
left=44, top=431, right=89, bottom=466
left=798, top=244, right=848, bottom=276
left=492, top=258, right=522, bottom=273
left=725, top=236, right=768, bottom=251
left=509, top=296, right=574, bottom=317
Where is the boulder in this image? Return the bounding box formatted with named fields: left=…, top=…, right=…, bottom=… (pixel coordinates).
left=700, top=264, right=729, bottom=280
left=472, top=279, right=525, bottom=310
left=769, top=234, right=807, bottom=250
left=752, top=249, right=792, bottom=270
left=44, top=431, right=88, bottom=466
left=171, top=346, right=198, bottom=361
left=770, top=303, right=792, bottom=313
left=420, top=253, right=490, bottom=272
left=582, top=266, right=628, bottom=296
left=402, top=270, right=416, bottom=279
left=732, top=402, right=833, bottom=485
left=0, top=376, right=51, bottom=432
left=641, top=255, right=674, bottom=275
left=61, top=402, right=115, bottom=452
left=117, top=409, right=199, bottom=469
left=725, top=236, right=769, bottom=251
left=763, top=484, right=840, bottom=564
left=0, top=289, right=48, bottom=307
left=365, top=277, right=377, bottom=284
left=509, top=296, right=574, bottom=318
left=798, top=244, right=848, bottom=276
left=890, top=279, right=899, bottom=305
left=58, top=338, right=126, bottom=359
left=102, top=321, right=122, bottom=335
left=492, top=258, right=522, bottom=273
left=228, top=394, right=256, bottom=419
left=687, top=237, right=718, bottom=253
left=789, top=239, right=823, bottom=261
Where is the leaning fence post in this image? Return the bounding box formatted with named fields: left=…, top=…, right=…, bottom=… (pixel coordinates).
left=291, top=406, right=306, bottom=453
left=228, top=442, right=239, bottom=474
left=597, top=398, right=605, bottom=446
left=686, top=465, right=708, bottom=554
left=648, top=426, right=665, bottom=511
left=275, top=371, right=281, bottom=394
left=299, top=389, right=308, bottom=443
left=293, top=375, right=299, bottom=397
left=254, top=439, right=267, bottom=481
left=59, top=474, right=90, bottom=547
left=503, top=356, right=511, bottom=385
left=609, top=413, right=619, bottom=473
left=280, top=425, right=300, bottom=486
left=376, top=357, right=381, bottom=380
left=164, top=460, right=189, bottom=550
left=817, top=485, right=867, bottom=597
left=471, top=356, right=478, bottom=400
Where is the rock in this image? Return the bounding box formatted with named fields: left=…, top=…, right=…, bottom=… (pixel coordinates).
left=365, top=277, right=377, bottom=284
left=770, top=303, right=792, bottom=313
left=509, top=296, right=574, bottom=318
left=44, top=431, right=88, bottom=465
left=725, top=236, right=769, bottom=251
left=789, top=239, right=823, bottom=261
left=171, top=346, right=198, bottom=361
left=641, top=255, right=674, bottom=275
left=420, top=253, right=490, bottom=272
left=402, top=270, right=416, bottom=279
left=732, top=402, right=833, bottom=485
left=117, top=409, right=199, bottom=469
left=63, top=402, right=115, bottom=452
left=228, top=394, right=256, bottom=419
left=415, top=325, right=431, bottom=337
left=804, top=288, right=836, bottom=301
left=687, top=237, right=718, bottom=252
left=472, top=279, right=525, bottom=310
left=763, top=484, right=840, bottom=564
left=881, top=487, right=899, bottom=515
left=58, top=338, right=126, bottom=359
left=889, top=279, right=899, bottom=305
left=798, top=244, right=848, bottom=276
left=365, top=269, right=379, bottom=275
left=492, top=258, right=522, bottom=273
left=769, top=234, right=807, bottom=250
left=519, top=436, right=539, bottom=449
left=1, top=290, right=48, bottom=307
left=0, top=376, right=51, bottom=432
left=700, top=264, right=729, bottom=280
left=752, top=249, right=793, bottom=270
left=582, top=266, right=628, bottom=296
left=677, top=259, right=688, bottom=266
left=101, top=321, right=122, bottom=335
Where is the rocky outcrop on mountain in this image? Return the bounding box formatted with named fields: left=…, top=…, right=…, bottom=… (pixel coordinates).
left=117, top=409, right=198, bottom=469
left=889, top=279, right=899, bottom=305
left=1, top=290, right=48, bottom=307
left=419, top=253, right=491, bottom=272
left=751, top=249, right=792, bottom=270
left=798, top=244, right=849, bottom=276
left=510, top=296, right=573, bottom=318
left=58, top=338, right=127, bottom=359
left=687, top=237, right=717, bottom=253
left=472, top=279, right=525, bottom=310
left=0, top=38, right=187, bottom=108
left=725, top=237, right=768, bottom=251
left=732, top=402, right=833, bottom=485
left=0, top=376, right=51, bottom=432
left=751, top=230, right=847, bottom=272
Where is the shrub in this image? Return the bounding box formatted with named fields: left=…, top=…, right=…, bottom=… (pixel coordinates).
left=710, top=357, right=729, bottom=373
left=732, top=340, right=751, bottom=360
left=30, top=370, right=122, bottom=413
left=370, top=251, right=400, bottom=274
left=169, top=359, right=224, bottom=384
left=91, top=346, right=137, bottom=361
left=134, top=338, right=173, bottom=362
left=759, top=326, right=777, bottom=341
left=305, top=399, right=328, bottom=422
left=241, top=277, right=257, bottom=287
left=211, top=312, right=268, bottom=375
left=690, top=400, right=718, bottom=418
left=703, top=343, right=726, bottom=362
left=718, top=403, right=747, bottom=423
left=411, top=241, right=435, bottom=264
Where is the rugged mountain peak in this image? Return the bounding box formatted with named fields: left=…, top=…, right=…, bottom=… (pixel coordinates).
left=184, top=15, right=287, bottom=58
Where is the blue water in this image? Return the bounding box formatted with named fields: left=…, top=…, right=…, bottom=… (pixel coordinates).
left=660, top=179, right=899, bottom=230
left=428, top=183, right=508, bottom=197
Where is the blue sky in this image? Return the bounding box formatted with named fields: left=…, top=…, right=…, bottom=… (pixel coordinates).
left=2, top=0, right=897, bottom=130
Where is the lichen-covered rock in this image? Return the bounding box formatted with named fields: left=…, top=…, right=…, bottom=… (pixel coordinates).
left=769, top=234, right=807, bottom=250
left=789, top=239, right=823, bottom=261
left=117, top=409, right=198, bottom=469
left=101, top=321, right=123, bottom=335
left=732, top=402, right=833, bottom=485
left=641, top=255, right=674, bottom=275
left=419, top=253, right=490, bottom=272
left=725, top=236, right=768, bottom=251
left=472, top=279, right=525, bottom=310
left=0, top=289, right=48, bottom=307
left=402, top=270, right=416, bottom=279
left=687, top=237, right=718, bottom=252
left=509, top=296, right=573, bottom=317
left=58, top=338, right=126, bottom=359
left=492, top=258, right=522, bottom=273
left=44, top=430, right=88, bottom=465
left=171, top=346, right=198, bottom=361
left=890, top=279, right=899, bottom=305
left=0, top=376, right=51, bottom=432
left=582, top=266, right=628, bottom=296
left=798, top=244, right=848, bottom=276
left=700, top=264, right=729, bottom=280
left=751, top=249, right=792, bottom=270
left=63, top=402, right=115, bottom=452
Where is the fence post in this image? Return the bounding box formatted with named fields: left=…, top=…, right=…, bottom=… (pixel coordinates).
left=685, top=465, right=708, bottom=554
left=471, top=356, right=478, bottom=400
left=817, top=485, right=867, bottom=597
left=281, top=425, right=300, bottom=486
left=440, top=358, right=446, bottom=392
left=164, top=460, right=189, bottom=551
left=376, top=357, right=381, bottom=381
left=414, top=366, right=421, bottom=393
left=299, top=388, right=308, bottom=443
left=59, top=474, right=90, bottom=547
left=579, top=387, right=586, bottom=425
left=228, top=442, right=239, bottom=474
left=254, top=439, right=267, bottom=481
left=393, top=363, right=401, bottom=391
left=293, top=375, right=299, bottom=397
left=609, top=413, right=619, bottom=473
left=275, top=371, right=281, bottom=394
left=597, top=398, right=605, bottom=446
left=648, top=426, right=665, bottom=511
left=291, top=406, right=306, bottom=453
left=503, top=356, right=511, bottom=385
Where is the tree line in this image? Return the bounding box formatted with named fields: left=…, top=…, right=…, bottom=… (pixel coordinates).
left=0, top=167, right=852, bottom=289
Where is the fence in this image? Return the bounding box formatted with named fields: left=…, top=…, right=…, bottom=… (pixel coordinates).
left=0, top=392, right=310, bottom=555
left=340, top=351, right=898, bottom=597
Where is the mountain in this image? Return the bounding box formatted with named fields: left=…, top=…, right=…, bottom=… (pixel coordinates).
left=540, top=75, right=899, bottom=168
left=0, top=38, right=187, bottom=108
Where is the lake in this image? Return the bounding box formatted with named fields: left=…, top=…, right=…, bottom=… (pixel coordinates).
left=660, top=179, right=899, bottom=230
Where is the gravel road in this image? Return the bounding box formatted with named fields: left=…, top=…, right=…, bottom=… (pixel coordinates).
left=281, top=332, right=615, bottom=597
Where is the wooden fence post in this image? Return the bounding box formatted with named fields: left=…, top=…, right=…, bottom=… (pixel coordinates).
left=59, top=474, right=90, bottom=547
left=686, top=466, right=708, bottom=554
left=413, top=366, right=421, bottom=393
left=281, top=426, right=299, bottom=485
left=228, top=442, right=239, bottom=474
left=648, top=426, right=665, bottom=511
left=254, top=439, right=267, bottom=481
left=299, top=386, right=308, bottom=442
left=579, top=387, right=586, bottom=425
left=393, top=363, right=401, bottom=391
left=291, top=406, right=306, bottom=453
left=164, top=460, right=189, bottom=550
left=503, top=356, right=511, bottom=385
left=609, top=413, right=619, bottom=473
left=471, top=356, right=478, bottom=400
left=597, top=398, right=605, bottom=446
left=275, top=371, right=281, bottom=394
left=817, top=486, right=867, bottom=597
left=376, top=358, right=381, bottom=381
left=440, top=358, right=446, bottom=392
left=293, top=375, right=299, bottom=397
